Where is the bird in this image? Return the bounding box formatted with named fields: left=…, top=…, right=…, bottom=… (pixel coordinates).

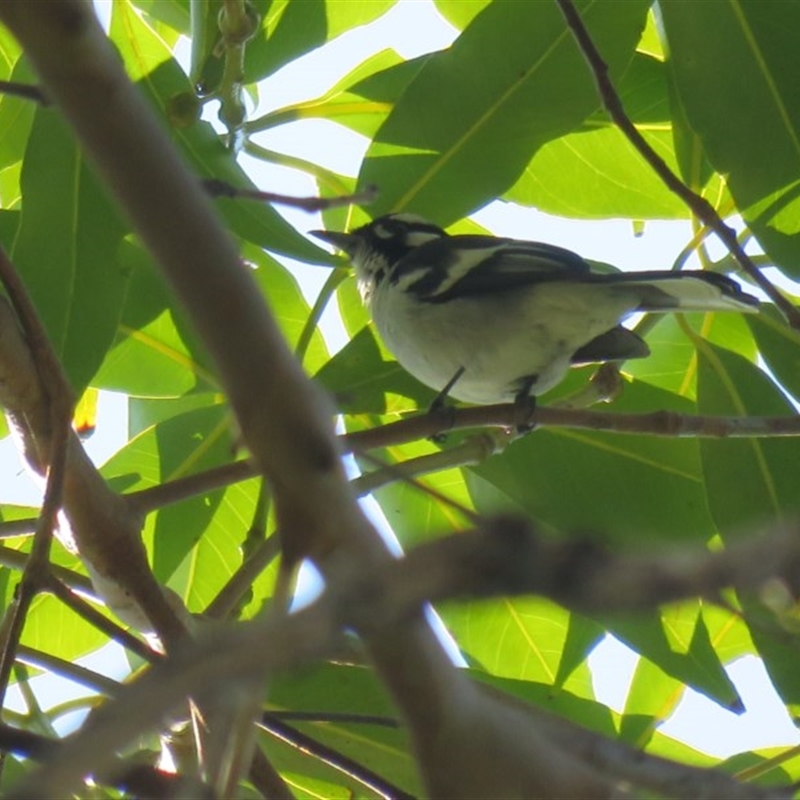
left=311, top=214, right=760, bottom=406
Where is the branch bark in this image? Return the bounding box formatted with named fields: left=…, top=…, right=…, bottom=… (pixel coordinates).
left=0, top=3, right=477, bottom=797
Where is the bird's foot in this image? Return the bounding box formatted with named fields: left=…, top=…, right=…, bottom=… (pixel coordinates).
left=513, top=392, right=537, bottom=434
left=427, top=404, right=456, bottom=444
left=426, top=366, right=465, bottom=443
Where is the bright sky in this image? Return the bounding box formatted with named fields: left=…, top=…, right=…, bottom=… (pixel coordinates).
left=1, top=0, right=797, bottom=761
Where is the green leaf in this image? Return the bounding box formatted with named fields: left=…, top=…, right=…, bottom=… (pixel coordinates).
left=132, top=0, right=191, bottom=35
left=260, top=50, right=429, bottom=139
left=266, top=661, right=420, bottom=797
left=661, top=0, right=800, bottom=278
left=504, top=53, right=725, bottom=218
left=96, top=311, right=209, bottom=397
left=325, top=1, right=398, bottom=41
left=128, top=393, right=221, bottom=437
left=721, top=750, right=795, bottom=788
left=0, top=208, right=20, bottom=248
left=112, top=0, right=331, bottom=265
left=554, top=614, right=605, bottom=690
left=315, top=325, right=434, bottom=414
left=665, top=49, right=718, bottom=195
left=359, top=0, right=650, bottom=221
left=441, top=595, right=592, bottom=694
left=0, top=57, right=36, bottom=174
left=365, top=440, right=474, bottom=549
left=469, top=380, right=715, bottom=545
left=22, top=592, right=109, bottom=665
left=245, top=241, right=329, bottom=373
left=94, top=240, right=217, bottom=397
left=627, top=309, right=758, bottom=399
left=507, top=127, right=687, bottom=218
left=747, top=304, right=800, bottom=404
left=349, top=52, right=430, bottom=106
left=620, top=655, right=683, bottom=747
left=608, top=608, right=740, bottom=712
left=470, top=670, right=617, bottom=737
left=697, top=342, right=800, bottom=706
left=102, top=404, right=237, bottom=581
left=12, top=108, right=128, bottom=393
left=697, top=343, right=800, bottom=533
left=0, top=23, right=22, bottom=77
left=189, top=0, right=225, bottom=95
left=245, top=0, right=397, bottom=84
left=433, top=0, right=488, bottom=30
left=0, top=537, right=107, bottom=662
left=702, top=603, right=756, bottom=666
left=171, top=476, right=270, bottom=613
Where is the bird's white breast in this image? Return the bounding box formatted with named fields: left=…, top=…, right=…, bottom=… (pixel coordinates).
left=369, top=280, right=636, bottom=404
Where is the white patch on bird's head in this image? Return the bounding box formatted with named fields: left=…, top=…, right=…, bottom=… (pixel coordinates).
left=369, top=214, right=446, bottom=247
left=377, top=212, right=441, bottom=236
left=347, top=213, right=447, bottom=303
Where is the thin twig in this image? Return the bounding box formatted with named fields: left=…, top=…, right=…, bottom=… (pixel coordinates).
left=0, top=518, right=37, bottom=538
left=43, top=574, right=158, bottom=663
left=124, top=404, right=800, bottom=526
left=264, top=710, right=400, bottom=728
left=203, top=534, right=281, bottom=620
left=344, top=404, right=800, bottom=451
left=353, top=447, right=481, bottom=522
left=202, top=178, right=378, bottom=212
left=16, top=645, right=123, bottom=697
left=248, top=746, right=296, bottom=800
left=0, top=722, right=212, bottom=798
left=260, top=716, right=415, bottom=800
left=555, top=0, right=800, bottom=329
left=0, top=79, right=48, bottom=105
left=0, top=246, right=75, bottom=706
left=127, top=459, right=253, bottom=514
left=295, top=267, right=348, bottom=365
left=0, top=544, right=95, bottom=596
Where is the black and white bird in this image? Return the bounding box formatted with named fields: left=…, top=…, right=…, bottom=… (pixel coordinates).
left=311, top=214, right=759, bottom=405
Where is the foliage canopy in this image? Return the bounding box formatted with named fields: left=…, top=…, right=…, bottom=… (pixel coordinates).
left=0, top=0, right=799, bottom=797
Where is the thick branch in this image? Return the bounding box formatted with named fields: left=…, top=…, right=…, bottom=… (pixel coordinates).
left=346, top=516, right=800, bottom=628
left=0, top=291, right=187, bottom=646
left=0, top=4, right=471, bottom=797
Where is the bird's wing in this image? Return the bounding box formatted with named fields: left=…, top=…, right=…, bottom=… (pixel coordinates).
left=392, top=235, right=591, bottom=301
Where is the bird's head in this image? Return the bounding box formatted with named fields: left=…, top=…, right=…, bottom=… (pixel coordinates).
left=311, top=213, right=446, bottom=302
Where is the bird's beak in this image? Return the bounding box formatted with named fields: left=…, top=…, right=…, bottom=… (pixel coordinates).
left=309, top=229, right=357, bottom=257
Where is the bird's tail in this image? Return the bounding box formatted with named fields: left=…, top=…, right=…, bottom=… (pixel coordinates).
left=599, top=271, right=759, bottom=313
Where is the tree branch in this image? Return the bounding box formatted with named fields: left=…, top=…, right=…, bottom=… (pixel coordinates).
left=0, top=248, right=74, bottom=707
left=0, top=281, right=188, bottom=648
left=16, top=644, right=122, bottom=698
left=203, top=178, right=378, bottom=212
left=0, top=4, right=469, bottom=798
left=344, top=404, right=800, bottom=451
left=127, top=405, right=800, bottom=519
left=345, top=516, right=800, bottom=629
left=0, top=79, right=48, bottom=105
